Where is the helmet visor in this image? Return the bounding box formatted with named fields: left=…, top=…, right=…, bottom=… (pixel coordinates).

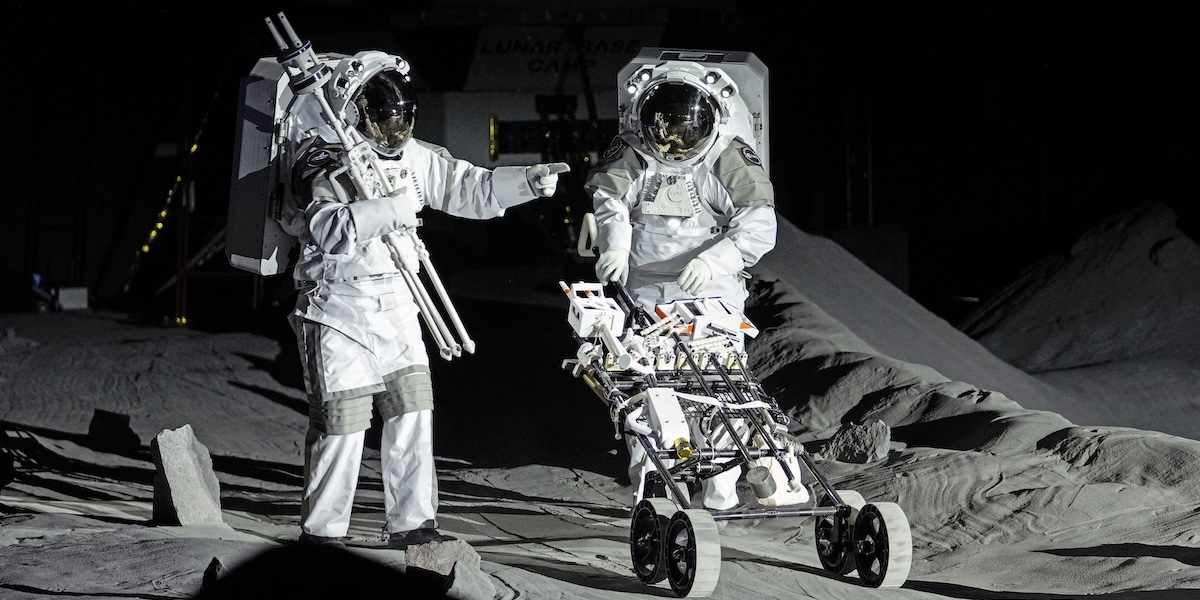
left=638, top=82, right=717, bottom=161
left=354, top=69, right=417, bottom=150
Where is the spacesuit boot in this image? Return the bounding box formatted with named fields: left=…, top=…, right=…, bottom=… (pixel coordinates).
left=700, top=467, right=742, bottom=510
left=694, top=415, right=743, bottom=510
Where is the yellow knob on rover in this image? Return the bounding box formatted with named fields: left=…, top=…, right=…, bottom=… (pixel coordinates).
left=673, top=438, right=694, bottom=459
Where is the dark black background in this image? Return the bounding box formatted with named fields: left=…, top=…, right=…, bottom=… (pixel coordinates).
left=3, top=2, right=1195, bottom=329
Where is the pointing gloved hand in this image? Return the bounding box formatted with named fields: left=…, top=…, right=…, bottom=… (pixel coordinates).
left=526, top=162, right=571, bottom=197
left=677, top=257, right=713, bottom=296
left=594, top=249, right=629, bottom=284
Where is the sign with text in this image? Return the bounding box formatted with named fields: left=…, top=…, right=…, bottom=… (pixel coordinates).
left=464, top=25, right=664, bottom=93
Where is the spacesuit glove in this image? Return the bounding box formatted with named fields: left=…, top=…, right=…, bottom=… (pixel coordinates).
left=677, top=257, right=713, bottom=296
left=347, top=186, right=419, bottom=241
left=594, top=249, right=629, bottom=284
left=526, top=162, right=571, bottom=197
left=389, top=231, right=422, bottom=272
left=386, top=186, right=420, bottom=230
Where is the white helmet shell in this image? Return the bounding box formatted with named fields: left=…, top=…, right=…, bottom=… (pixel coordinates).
left=618, top=49, right=769, bottom=173
left=285, top=50, right=415, bottom=155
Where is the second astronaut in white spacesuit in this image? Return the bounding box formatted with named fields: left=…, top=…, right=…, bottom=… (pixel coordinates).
left=586, top=74, right=783, bottom=511
left=285, top=51, right=569, bottom=548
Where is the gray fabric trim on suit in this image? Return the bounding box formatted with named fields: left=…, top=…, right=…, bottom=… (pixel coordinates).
left=586, top=144, right=640, bottom=200
left=714, top=140, right=775, bottom=208
left=308, top=393, right=375, bottom=435
left=312, top=382, right=387, bottom=401
left=376, top=364, right=435, bottom=420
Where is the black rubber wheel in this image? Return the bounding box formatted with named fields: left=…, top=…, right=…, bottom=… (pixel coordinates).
left=813, top=489, right=864, bottom=575
left=630, top=498, right=676, bottom=583
left=853, top=502, right=913, bottom=588
left=663, top=509, right=721, bottom=597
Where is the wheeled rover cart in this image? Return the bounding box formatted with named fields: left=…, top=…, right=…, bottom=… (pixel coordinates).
left=559, top=280, right=912, bottom=596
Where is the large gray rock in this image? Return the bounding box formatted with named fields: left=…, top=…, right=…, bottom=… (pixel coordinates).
left=405, top=539, right=494, bottom=600
left=151, top=424, right=223, bottom=525
left=405, top=538, right=482, bottom=575
left=445, top=560, right=498, bottom=600
left=823, top=419, right=891, bottom=463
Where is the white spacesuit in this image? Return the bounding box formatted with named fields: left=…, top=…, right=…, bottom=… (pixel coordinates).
left=585, top=52, right=788, bottom=511
left=272, top=47, right=568, bottom=547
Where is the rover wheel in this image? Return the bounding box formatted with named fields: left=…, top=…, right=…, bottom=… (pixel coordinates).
left=630, top=498, right=677, bottom=583
left=663, top=509, right=721, bottom=597
left=853, top=502, right=913, bottom=588
left=814, top=489, right=865, bottom=575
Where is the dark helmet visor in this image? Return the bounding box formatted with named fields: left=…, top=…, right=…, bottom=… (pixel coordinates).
left=354, top=69, right=417, bottom=150
left=638, top=82, right=717, bottom=161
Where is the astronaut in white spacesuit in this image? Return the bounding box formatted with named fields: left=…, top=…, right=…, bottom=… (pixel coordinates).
left=284, top=50, right=569, bottom=548
left=585, top=60, right=786, bottom=511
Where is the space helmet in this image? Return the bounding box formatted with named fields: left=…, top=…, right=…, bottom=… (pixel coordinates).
left=636, top=81, right=719, bottom=162
left=352, top=68, right=417, bottom=154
